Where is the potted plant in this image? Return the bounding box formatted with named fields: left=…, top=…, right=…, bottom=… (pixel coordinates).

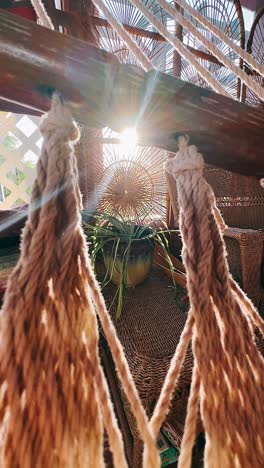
left=82, top=211, right=177, bottom=318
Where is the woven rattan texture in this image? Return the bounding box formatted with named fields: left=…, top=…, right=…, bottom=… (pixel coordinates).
left=204, top=167, right=264, bottom=229
left=101, top=268, right=192, bottom=466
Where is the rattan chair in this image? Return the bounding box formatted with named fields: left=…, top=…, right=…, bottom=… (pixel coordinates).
left=168, top=166, right=264, bottom=310
left=204, top=167, right=264, bottom=309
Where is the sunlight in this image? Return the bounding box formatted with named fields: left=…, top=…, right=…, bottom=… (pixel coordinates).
left=119, top=127, right=137, bottom=153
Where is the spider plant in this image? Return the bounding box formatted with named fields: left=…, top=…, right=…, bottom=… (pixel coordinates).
left=83, top=211, right=179, bottom=319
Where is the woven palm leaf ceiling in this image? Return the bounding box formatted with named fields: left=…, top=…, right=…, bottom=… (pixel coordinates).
left=179, top=0, right=245, bottom=99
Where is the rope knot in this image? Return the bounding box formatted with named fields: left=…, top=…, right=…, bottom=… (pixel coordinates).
left=40, top=94, right=80, bottom=142
left=165, top=137, right=204, bottom=179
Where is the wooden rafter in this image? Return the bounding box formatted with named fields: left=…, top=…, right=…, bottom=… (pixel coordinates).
left=1, top=10, right=264, bottom=176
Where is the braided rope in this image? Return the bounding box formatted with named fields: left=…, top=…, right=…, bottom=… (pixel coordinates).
left=80, top=287, right=128, bottom=468
left=30, top=0, right=54, bottom=29
left=158, top=0, right=264, bottom=102
left=159, top=137, right=264, bottom=467
left=129, top=0, right=231, bottom=98
left=177, top=364, right=200, bottom=468
left=149, top=312, right=194, bottom=439
left=91, top=0, right=153, bottom=71
left=81, top=254, right=160, bottom=468
left=0, top=94, right=105, bottom=466
left=0, top=96, right=160, bottom=467
left=175, top=0, right=264, bottom=77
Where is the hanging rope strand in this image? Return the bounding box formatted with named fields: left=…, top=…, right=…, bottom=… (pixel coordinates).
left=177, top=364, right=200, bottom=468
left=81, top=254, right=160, bottom=468
left=149, top=313, right=195, bottom=439
left=175, top=0, right=264, bottom=77
left=158, top=0, right=264, bottom=102
left=230, top=279, right=264, bottom=336
left=82, top=297, right=128, bottom=468
left=91, top=0, right=153, bottom=71
left=129, top=0, right=232, bottom=98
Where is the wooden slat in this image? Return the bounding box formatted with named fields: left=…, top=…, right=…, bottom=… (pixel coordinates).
left=1, top=10, right=264, bottom=176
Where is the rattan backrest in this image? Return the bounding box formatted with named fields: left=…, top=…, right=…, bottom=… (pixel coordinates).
left=204, top=167, right=264, bottom=229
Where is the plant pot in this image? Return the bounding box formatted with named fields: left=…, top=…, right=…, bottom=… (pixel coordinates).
left=103, top=237, right=154, bottom=288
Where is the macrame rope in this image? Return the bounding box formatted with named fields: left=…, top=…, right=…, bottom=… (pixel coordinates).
left=158, top=137, right=264, bottom=467
left=80, top=253, right=160, bottom=468
left=0, top=95, right=160, bottom=468
left=175, top=0, right=264, bottom=77
left=129, top=0, right=231, bottom=98
left=0, top=94, right=106, bottom=467
left=149, top=312, right=194, bottom=439
left=91, top=0, right=153, bottom=71
left=158, top=0, right=264, bottom=102
left=177, top=364, right=200, bottom=468
left=80, top=288, right=128, bottom=468
left=30, top=0, right=54, bottom=29
left=230, top=279, right=264, bottom=337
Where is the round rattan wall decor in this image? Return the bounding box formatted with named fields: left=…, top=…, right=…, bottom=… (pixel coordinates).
left=95, top=137, right=168, bottom=224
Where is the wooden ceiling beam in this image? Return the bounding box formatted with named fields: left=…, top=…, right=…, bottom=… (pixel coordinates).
left=1, top=10, right=264, bottom=177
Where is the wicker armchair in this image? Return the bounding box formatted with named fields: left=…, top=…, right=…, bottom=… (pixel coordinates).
left=168, top=166, right=264, bottom=310
left=204, top=167, right=264, bottom=310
